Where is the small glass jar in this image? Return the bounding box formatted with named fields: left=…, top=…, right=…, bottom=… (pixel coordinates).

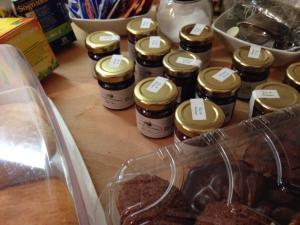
left=232, top=46, right=274, bottom=100
left=250, top=82, right=300, bottom=117
left=134, top=77, right=178, bottom=138
left=86, top=31, right=120, bottom=76
left=95, top=55, right=135, bottom=110
left=179, top=24, right=213, bottom=68
left=174, top=99, right=225, bottom=143
left=163, top=50, right=200, bottom=103
left=126, top=18, right=158, bottom=60
left=284, top=62, right=300, bottom=92
left=135, top=36, right=171, bottom=82
left=196, top=67, right=241, bottom=123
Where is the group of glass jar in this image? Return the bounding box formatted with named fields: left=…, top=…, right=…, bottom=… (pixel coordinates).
left=85, top=17, right=300, bottom=143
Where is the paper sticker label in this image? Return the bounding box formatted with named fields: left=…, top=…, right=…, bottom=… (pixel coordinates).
left=176, top=57, right=201, bottom=67
left=109, top=55, right=122, bottom=68
left=190, top=23, right=206, bottom=35
left=213, top=68, right=235, bottom=82
left=147, top=76, right=168, bottom=93
left=149, top=36, right=160, bottom=48
left=248, top=45, right=262, bottom=59
left=135, top=63, right=164, bottom=82
left=140, top=18, right=152, bottom=28
left=99, top=35, right=120, bottom=41
left=190, top=98, right=207, bottom=120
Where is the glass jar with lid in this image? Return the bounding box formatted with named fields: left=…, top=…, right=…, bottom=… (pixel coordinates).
left=232, top=46, right=274, bottom=100
left=179, top=24, right=213, bottom=68
left=95, top=55, right=135, bottom=110
left=163, top=50, right=201, bottom=103
left=284, top=62, right=300, bottom=92
left=174, top=99, right=225, bottom=143
left=134, top=77, right=178, bottom=138
left=196, top=67, right=241, bottom=123
left=156, top=0, right=212, bottom=43
left=250, top=82, right=300, bottom=117
left=135, top=36, right=171, bottom=82
left=126, top=17, right=158, bottom=60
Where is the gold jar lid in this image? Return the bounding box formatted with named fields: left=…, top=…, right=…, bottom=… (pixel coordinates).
left=134, top=77, right=178, bottom=111
left=175, top=99, right=225, bottom=138
left=254, top=82, right=300, bottom=114
left=233, top=46, right=274, bottom=73
left=126, top=18, right=158, bottom=42
left=163, top=50, right=200, bottom=78
left=95, top=55, right=134, bottom=83
left=179, top=24, right=213, bottom=45
left=85, top=31, right=120, bottom=54
left=135, top=36, right=171, bottom=62
left=286, top=62, right=300, bottom=89
left=197, top=67, right=241, bottom=98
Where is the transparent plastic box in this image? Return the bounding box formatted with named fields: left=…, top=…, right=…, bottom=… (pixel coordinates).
left=0, top=44, right=103, bottom=225
left=100, top=103, right=300, bottom=225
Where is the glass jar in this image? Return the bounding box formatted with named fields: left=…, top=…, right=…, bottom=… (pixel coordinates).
left=196, top=67, right=241, bottom=123
left=163, top=50, right=201, bottom=103
left=157, top=0, right=213, bottom=43
left=179, top=24, right=213, bottom=68
left=85, top=31, right=120, bottom=76
left=126, top=18, right=158, bottom=60
left=174, top=99, right=225, bottom=143
left=95, top=55, right=135, bottom=110
left=135, top=36, right=171, bottom=82
left=232, top=46, right=274, bottom=100
left=134, top=77, right=178, bottom=138
left=250, top=82, right=300, bottom=117
left=284, top=62, right=300, bottom=92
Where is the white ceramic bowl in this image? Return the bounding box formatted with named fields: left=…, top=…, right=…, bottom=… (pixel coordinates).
left=69, top=6, right=155, bottom=35
left=212, top=7, right=300, bottom=67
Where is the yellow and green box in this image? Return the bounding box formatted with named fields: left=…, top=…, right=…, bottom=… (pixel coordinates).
left=0, top=18, right=58, bottom=80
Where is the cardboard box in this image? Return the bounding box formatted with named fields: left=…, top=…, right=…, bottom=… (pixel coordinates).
left=0, top=18, right=58, bottom=80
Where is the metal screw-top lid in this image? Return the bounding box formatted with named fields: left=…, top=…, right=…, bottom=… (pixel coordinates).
left=254, top=82, right=300, bottom=114
left=163, top=50, right=201, bottom=78
left=197, top=67, right=241, bottom=98
left=180, top=24, right=213, bottom=46
left=127, top=18, right=158, bottom=42
left=85, top=31, right=120, bottom=54
left=134, top=77, right=178, bottom=111
left=286, top=62, right=300, bottom=91
left=233, top=46, right=274, bottom=73
left=135, top=36, right=171, bottom=62
left=175, top=99, right=225, bottom=138
left=95, top=55, right=134, bottom=83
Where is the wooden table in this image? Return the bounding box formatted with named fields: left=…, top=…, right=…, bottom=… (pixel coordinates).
left=42, top=24, right=287, bottom=195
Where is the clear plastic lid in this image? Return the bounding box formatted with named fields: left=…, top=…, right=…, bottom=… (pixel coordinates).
left=0, top=44, right=92, bottom=224
left=101, top=102, right=300, bottom=225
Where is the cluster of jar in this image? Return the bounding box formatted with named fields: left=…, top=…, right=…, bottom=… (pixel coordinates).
left=85, top=17, right=300, bottom=142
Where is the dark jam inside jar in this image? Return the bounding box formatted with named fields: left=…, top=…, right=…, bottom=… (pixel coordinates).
left=98, top=76, right=134, bottom=91
left=88, top=48, right=121, bottom=61
left=252, top=105, right=264, bottom=117
left=233, top=66, right=270, bottom=83
left=180, top=42, right=212, bottom=53
left=136, top=102, right=177, bottom=119
left=196, top=88, right=236, bottom=106
left=174, top=126, right=191, bottom=142
left=136, top=56, right=162, bottom=68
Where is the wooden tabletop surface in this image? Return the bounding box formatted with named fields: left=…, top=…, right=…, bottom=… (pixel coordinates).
left=42, top=23, right=286, bottom=195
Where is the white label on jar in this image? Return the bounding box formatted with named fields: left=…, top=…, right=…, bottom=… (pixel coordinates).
left=248, top=45, right=262, bottom=59
left=176, top=57, right=201, bottom=67
left=128, top=41, right=136, bottom=59
left=219, top=102, right=235, bottom=123
left=249, top=89, right=280, bottom=117
left=149, top=36, right=160, bottom=48
left=99, top=83, right=134, bottom=110
left=135, top=62, right=164, bottom=82
left=238, top=80, right=266, bottom=100
left=99, top=35, right=120, bottom=41
left=190, top=24, right=206, bottom=35
left=109, top=54, right=122, bottom=68
left=212, top=68, right=235, bottom=82
left=147, top=76, right=168, bottom=93
left=136, top=110, right=174, bottom=138
left=190, top=98, right=207, bottom=120
left=140, top=18, right=152, bottom=28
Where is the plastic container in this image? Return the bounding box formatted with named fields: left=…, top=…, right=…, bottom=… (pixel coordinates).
left=0, top=45, right=103, bottom=225
left=100, top=101, right=300, bottom=225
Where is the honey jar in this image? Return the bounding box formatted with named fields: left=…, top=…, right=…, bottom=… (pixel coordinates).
left=284, top=62, right=300, bottom=92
